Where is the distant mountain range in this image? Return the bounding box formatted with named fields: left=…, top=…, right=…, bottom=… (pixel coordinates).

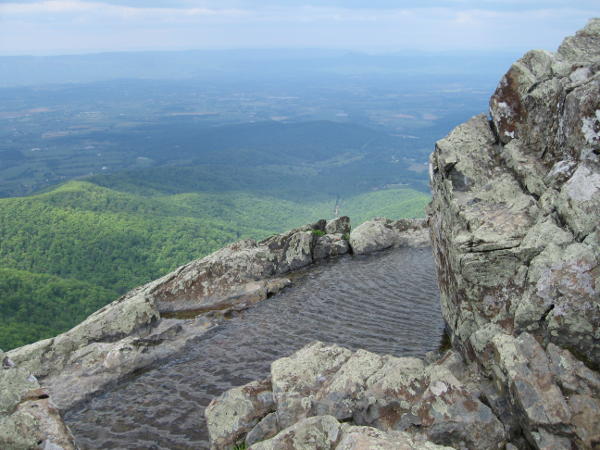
left=0, top=49, right=519, bottom=87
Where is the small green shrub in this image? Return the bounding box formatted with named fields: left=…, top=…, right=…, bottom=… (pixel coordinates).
left=311, top=229, right=326, bottom=237
left=232, top=443, right=248, bottom=450
left=342, top=232, right=350, bottom=241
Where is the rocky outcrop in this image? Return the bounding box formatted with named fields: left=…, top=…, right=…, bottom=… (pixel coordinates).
left=5, top=215, right=426, bottom=444
left=0, top=350, right=76, bottom=450
left=427, top=18, right=600, bottom=448
left=205, top=342, right=506, bottom=449
left=207, top=19, right=600, bottom=450
left=349, top=218, right=429, bottom=255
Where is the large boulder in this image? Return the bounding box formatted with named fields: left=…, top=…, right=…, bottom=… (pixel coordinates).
left=349, top=218, right=429, bottom=255
left=428, top=18, right=600, bottom=448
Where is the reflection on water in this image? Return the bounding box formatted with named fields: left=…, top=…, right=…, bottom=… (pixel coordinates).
left=65, top=247, right=444, bottom=449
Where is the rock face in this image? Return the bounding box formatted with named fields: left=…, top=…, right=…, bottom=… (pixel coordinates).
left=207, top=20, right=600, bottom=450
left=428, top=19, right=600, bottom=448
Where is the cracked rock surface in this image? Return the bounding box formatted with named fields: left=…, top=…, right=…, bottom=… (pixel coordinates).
left=428, top=18, right=600, bottom=449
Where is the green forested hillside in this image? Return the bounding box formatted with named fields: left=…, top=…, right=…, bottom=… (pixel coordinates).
left=0, top=268, right=113, bottom=350
left=0, top=180, right=429, bottom=350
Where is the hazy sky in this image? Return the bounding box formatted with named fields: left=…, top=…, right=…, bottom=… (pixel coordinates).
left=0, top=0, right=597, bottom=55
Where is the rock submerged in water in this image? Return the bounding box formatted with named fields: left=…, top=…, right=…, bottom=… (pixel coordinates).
left=207, top=19, right=600, bottom=450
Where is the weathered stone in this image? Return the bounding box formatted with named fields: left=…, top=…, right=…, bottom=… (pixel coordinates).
left=15, top=392, right=76, bottom=450
left=313, top=235, right=350, bottom=261
left=0, top=360, right=76, bottom=450
left=492, top=333, right=571, bottom=428
left=547, top=343, right=600, bottom=396
left=0, top=410, right=40, bottom=450
left=401, top=353, right=506, bottom=450
left=349, top=218, right=429, bottom=255
left=530, top=429, right=572, bottom=450
left=428, top=19, right=600, bottom=450
left=212, top=343, right=507, bottom=450
left=271, top=342, right=352, bottom=428
left=249, top=415, right=341, bottom=450
left=205, top=378, right=274, bottom=450
left=557, top=18, right=600, bottom=64
left=356, top=356, right=426, bottom=430
left=325, top=216, right=351, bottom=235
left=312, top=349, right=386, bottom=420
left=0, top=368, right=39, bottom=416
left=246, top=412, right=279, bottom=446
left=8, top=292, right=160, bottom=380
left=336, top=425, right=453, bottom=450
left=568, top=394, right=600, bottom=448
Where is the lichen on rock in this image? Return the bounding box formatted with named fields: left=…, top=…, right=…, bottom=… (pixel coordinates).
left=428, top=17, right=600, bottom=449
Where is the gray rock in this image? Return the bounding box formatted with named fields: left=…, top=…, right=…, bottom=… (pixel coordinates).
left=205, top=378, right=274, bottom=450
left=402, top=353, right=506, bottom=450
left=246, top=412, right=279, bottom=446
left=313, top=234, right=350, bottom=261
left=530, top=429, right=572, bottom=450
left=349, top=218, right=429, bottom=255
left=0, top=367, right=39, bottom=415
left=492, top=333, right=571, bottom=429
left=271, top=342, right=353, bottom=428
left=568, top=394, right=600, bottom=448
left=428, top=20, right=600, bottom=449
left=547, top=343, right=600, bottom=396
left=325, top=216, right=351, bottom=235
left=249, top=415, right=341, bottom=450
left=0, top=410, right=40, bottom=450
left=210, top=343, right=506, bottom=449
left=313, top=349, right=387, bottom=420
left=0, top=360, right=76, bottom=450
left=336, top=425, right=453, bottom=450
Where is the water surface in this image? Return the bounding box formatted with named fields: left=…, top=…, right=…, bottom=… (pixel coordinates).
left=66, top=247, right=444, bottom=449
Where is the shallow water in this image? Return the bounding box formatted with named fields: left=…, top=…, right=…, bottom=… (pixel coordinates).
left=65, top=247, right=444, bottom=449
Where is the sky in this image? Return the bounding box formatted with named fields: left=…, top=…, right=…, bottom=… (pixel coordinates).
left=0, top=0, right=598, bottom=55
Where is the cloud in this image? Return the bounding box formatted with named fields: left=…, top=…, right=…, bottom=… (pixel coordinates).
left=0, top=0, right=596, bottom=54
left=0, top=1, right=247, bottom=20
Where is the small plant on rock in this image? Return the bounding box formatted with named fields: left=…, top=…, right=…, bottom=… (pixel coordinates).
left=311, top=229, right=326, bottom=237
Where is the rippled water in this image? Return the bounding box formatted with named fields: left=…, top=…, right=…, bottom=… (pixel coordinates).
left=65, top=247, right=444, bottom=449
